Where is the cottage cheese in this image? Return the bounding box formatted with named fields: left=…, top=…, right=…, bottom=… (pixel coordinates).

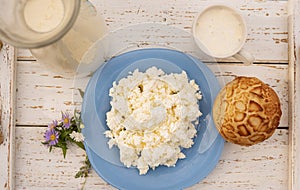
left=105, top=67, right=202, bottom=175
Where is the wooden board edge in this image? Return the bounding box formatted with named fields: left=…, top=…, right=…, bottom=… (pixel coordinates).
left=0, top=43, right=16, bottom=190
left=288, top=0, right=300, bottom=190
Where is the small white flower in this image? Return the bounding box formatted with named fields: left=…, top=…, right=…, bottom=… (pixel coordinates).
left=80, top=123, right=85, bottom=129
left=70, top=131, right=85, bottom=142
left=56, top=126, right=63, bottom=130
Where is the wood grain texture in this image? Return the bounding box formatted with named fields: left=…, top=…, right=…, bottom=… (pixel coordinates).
left=17, top=0, right=288, bottom=63
left=15, top=0, right=289, bottom=126
left=12, top=0, right=291, bottom=189
left=14, top=127, right=288, bottom=190
left=0, top=44, right=16, bottom=190
left=288, top=0, right=300, bottom=189
left=16, top=61, right=288, bottom=127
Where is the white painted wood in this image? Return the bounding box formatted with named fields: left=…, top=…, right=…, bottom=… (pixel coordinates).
left=0, top=44, right=16, bottom=190
left=97, top=0, right=288, bottom=63
left=288, top=0, right=300, bottom=189
left=11, top=0, right=292, bottom=189
left=18, top=0, right=288, bottom=63
left=15, top=127, right=288, bottom=190
left=16, top=61, right=288, bottom=127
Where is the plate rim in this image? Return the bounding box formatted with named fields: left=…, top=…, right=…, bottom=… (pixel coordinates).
left=81, top=48, right=225, bottom=190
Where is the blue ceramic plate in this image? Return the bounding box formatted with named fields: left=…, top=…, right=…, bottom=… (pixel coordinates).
left=81, top=48, right=224, bottom=190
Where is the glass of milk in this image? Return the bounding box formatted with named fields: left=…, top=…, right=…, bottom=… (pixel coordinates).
left=192, top=5, right=254, bottom=64
left=0, top=0, right=107, bottom=74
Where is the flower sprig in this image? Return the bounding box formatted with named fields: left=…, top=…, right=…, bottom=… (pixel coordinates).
left=42, top=110, right=91, bottom=178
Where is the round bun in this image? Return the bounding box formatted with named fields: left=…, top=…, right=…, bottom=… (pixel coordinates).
left=213, top=76, right=282, bottom=146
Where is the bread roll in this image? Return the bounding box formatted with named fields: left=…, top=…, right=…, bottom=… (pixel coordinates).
left=213, top=76, right=282, bottom=146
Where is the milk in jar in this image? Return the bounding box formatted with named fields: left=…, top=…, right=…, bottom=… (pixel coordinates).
left=24, top=0, right=65, bottom=33
left=26, top=0, right=107, bottom=74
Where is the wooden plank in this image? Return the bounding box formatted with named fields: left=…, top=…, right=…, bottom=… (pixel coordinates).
left=288, top=0, right=300, bottom=189
left=17, top=0, right=288, bottom=63
left=16, top=61, right=288, bottom=127
left=0, top=43, right=16, bottom=190
left=13, top=1, right=290, bottom=190
left=15, top=60, right=77, bottom=125
left=14, top=127, right=288, bottom=190
left=15, top=0, right=289, bottom=126
left=99, top=0, right=288, bottom=62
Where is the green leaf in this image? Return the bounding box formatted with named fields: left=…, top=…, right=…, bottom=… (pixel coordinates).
left=60, top=130, right=70, bottom=140
left=74, top=109, right=79, bottom=120
left=85, top=156, right=91, bottom=168
left=64, top=135, right=72, bottom=143
left=42, top=109, right=91, bottom=179
left=62, top=146, right=67, bottom=158
left=75, top=141, right=85, bottom=150
left=78, top=88, right=85, bottom=99
left=75, top=171, right=82, bottom=178
left=75, top=155, right=91, bottom=178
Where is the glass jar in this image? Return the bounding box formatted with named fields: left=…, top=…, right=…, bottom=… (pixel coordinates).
left=30, top=0, right=108, bottom=74
left=0, top=0, right=81, bottom=48
left=0, top=0, right=107, bottom=74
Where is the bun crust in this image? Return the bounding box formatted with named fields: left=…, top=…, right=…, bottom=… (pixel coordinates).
left=213, top=76, right=282, bottom=146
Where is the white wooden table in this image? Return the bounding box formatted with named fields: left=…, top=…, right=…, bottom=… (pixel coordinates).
left=1, top=0, right=300, bottom=189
